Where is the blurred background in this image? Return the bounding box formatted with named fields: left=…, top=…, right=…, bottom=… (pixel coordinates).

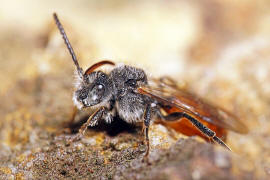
left=1, top=0, right=270, bottom=179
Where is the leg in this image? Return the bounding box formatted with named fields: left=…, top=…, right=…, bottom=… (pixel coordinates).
left=143, top=104, right=152, bottom=159
left=181, top=113, right=231, bottom=151
left=159, top=111, right=231, bottom=151
left=68, top=107, right=107, bottom=143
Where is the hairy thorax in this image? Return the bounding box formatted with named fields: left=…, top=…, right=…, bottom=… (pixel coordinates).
left=109, top=65, right=150, bottom=123
left=116, top=92, right=146, bottom=123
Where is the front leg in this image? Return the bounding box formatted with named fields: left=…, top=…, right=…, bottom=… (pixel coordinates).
left=68, top=106, right=107, bottom=143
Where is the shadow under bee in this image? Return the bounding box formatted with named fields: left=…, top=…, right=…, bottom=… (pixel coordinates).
left=66, top=113, right=138, bottom=137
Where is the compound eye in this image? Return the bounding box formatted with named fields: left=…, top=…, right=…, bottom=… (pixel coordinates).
left=93, top=84, right=105, bottom=95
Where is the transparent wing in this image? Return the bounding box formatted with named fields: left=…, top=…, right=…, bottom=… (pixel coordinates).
left=138, top=78, right=249, bottom=134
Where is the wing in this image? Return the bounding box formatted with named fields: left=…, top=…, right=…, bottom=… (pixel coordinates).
left=138, top=78, right=249, bottom=134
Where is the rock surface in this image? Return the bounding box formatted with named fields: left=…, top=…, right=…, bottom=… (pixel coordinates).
left=1, top=0, right=270, bottom=179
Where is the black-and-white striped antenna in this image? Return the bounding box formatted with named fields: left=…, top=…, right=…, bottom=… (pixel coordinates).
left=53, top=13, right=84, bottom=78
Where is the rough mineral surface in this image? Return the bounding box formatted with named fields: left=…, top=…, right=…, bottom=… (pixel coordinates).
left=1, top=0, right=270, bottom=179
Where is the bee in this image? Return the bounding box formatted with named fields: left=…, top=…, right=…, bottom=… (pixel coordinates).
left=53, top=13, right=248, bottom=157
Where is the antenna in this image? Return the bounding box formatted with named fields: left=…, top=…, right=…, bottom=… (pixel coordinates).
left=84, top=60, right=115, bottom=75
left=53, top=13, right=84, bottom=78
